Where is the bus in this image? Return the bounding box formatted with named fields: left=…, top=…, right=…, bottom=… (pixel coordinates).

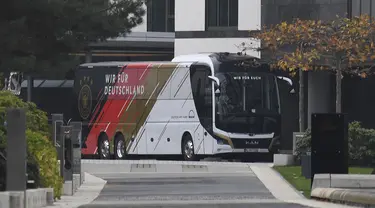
left=73, top=52, right=294, bottom=160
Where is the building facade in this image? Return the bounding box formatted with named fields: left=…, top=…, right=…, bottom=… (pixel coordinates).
left=83, top=0, right=176, bottom=63
left=171, top=0, right=375, bottom=150
left=83, top=0, right=375, bottom=62
left=173, top=0, right=359, bottom=57
left=174, top=0, right=261, bottom=57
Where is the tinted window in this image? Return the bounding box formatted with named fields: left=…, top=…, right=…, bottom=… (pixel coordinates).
left=206, top=0, right=238, bottom=29
left=147, top=0, right=175, bottom=32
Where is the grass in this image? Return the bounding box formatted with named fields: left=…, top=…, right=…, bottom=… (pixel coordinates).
left=273, top=166, right=374, bottom=198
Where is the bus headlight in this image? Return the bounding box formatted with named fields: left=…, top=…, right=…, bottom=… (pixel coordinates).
left=216, top=138, right=229, bottom=145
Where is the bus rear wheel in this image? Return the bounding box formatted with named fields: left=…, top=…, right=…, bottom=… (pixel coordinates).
left=114, top=134, right=126, bottom=160
left=98, top=134, right=110, bottom=160
left=182, top=134, right=197, bottom=161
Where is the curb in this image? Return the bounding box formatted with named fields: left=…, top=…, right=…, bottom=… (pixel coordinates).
left=311, top=188, right=375, bottom=207
left=269, top=165, right=307, bottom=199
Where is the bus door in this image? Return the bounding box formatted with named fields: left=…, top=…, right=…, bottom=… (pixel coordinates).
left=190, top=64, right=213, bottom=154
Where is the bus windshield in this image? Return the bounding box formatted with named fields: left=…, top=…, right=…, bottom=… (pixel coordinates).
left=215, top=72, right=280, bottom=134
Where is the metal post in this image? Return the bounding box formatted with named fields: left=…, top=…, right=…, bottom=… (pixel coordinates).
left=26, top=76, right=33, bottom=102
left=70, top=122, right=82, bottom=175
left=71, top=122, right=82, bottom=191
left=63, top=126, right=73, bottom=182
left=58, top=126, right=65, bottom=179
left=6, top=108, right=26, bottom=191
left=51, top=114, right=64, bottom=146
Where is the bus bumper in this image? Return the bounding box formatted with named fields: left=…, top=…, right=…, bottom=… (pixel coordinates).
left=214, top=136, right=281, bottom=154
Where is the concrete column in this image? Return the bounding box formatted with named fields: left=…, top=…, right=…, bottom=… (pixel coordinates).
left=307, top=71, right=332, bottom=128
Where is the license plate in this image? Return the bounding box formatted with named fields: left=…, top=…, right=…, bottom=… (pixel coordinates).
left=244, top=148, right=258, bottom=152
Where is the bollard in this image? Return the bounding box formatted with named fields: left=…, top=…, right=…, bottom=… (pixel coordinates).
left=46, top=188, right=54, bottom=205
left=61, top=126, right=73, bottom=196
left=9, top=192, right=23, bottom=208
left=6, top=108, right=27, bottom=192
left=58, top=126, right=65, bottom=179
left=63, top=126, right=73, bottom=182
left=70, top=122, right=82, bottom=188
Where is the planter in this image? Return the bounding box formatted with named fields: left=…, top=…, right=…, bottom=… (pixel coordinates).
left=301, top=153, right=311, bottom=179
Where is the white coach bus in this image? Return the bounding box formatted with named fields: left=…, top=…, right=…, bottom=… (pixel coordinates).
left=74, top=52, right=294, bottom=160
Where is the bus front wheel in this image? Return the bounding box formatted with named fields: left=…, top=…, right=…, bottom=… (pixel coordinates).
left=182, top=134, right=197, bottom=161
left=98, top=134, right=110, bottom=160
left=114, top=134, right=126, bottom=160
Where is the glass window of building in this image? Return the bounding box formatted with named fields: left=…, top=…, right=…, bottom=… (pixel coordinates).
left=147, top=0, right=175, bottom=32
left=205, top=0, right=239, bottom=29
left=351, top=0, right=374, bottom=18
left=262, top=0, right=348, bottom=26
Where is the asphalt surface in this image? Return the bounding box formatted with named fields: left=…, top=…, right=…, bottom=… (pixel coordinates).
left=78, top=171, right=313, bottom=208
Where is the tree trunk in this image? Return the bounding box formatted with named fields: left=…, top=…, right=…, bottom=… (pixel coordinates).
left=336, top=61, right=342, bottom=113
left=299, top=68, right=305, bottom=132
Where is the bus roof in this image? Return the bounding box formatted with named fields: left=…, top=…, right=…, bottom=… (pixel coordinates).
left=79, top=61, right=177, bottom=68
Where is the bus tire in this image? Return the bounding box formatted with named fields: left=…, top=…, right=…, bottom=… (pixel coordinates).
left=182, top=134, right=197, bottom=161
left=114, top=134, right=126, bottom=160
left=98, top=134, right=110, bottom=160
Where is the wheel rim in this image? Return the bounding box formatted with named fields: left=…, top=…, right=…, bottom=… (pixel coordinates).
left=184, top=140, right=194, bottom=159
left=101, top=140, right=110, bottom=158
left=116, top=140, right=125, bottom=158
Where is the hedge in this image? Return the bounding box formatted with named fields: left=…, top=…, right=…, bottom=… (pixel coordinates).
left=0, top=90, right=63, bottom=199
left=295, top=121, right=375, bottom=167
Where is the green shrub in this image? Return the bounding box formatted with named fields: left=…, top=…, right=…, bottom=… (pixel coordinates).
left=26, top=130, right=63, bottom=199
left=0, top=91, right=49, bottom=136
left=0, top=91, right=63, bottom=199
left=295, top=121, right=375, bottom=166
left=27, top=150, right=41, bottom=189
left=295, top=128, right=311, bottom=161
left=348, top=121, right=375, bottom=166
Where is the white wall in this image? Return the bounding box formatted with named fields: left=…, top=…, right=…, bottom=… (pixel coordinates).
left=175, top=38, right=260, bottom=58
left=175, top=0, right=205, bottom=31
left=238, top=0, right=261, bottom=30
left=174, top=0, right=262, bottom=57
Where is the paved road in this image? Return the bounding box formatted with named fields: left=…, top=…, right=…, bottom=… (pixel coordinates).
left=78, top=161, right=313, bottom=208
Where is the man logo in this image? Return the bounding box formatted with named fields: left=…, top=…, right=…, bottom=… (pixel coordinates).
left=78, top=76, right=93, bottom=120
left=245, top=140, right=259, bottom=145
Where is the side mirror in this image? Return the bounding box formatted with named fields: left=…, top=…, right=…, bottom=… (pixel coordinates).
left=208, top=75, right=221, bottom=95
left=208, top=75, right=220, bottom=88
left=277, top=76, right=295, bottom=94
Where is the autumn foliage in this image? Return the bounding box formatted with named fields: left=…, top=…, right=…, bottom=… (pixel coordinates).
left=247, top=14, right=375, bottom=77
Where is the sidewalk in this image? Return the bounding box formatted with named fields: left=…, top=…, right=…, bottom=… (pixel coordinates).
left=45, top=173, right=106, bottom=208
left=249, top=163, right=359, bottom=208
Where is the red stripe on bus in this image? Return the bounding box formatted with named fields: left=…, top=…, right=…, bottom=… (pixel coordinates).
left=82, top=64, right=152, bottom=155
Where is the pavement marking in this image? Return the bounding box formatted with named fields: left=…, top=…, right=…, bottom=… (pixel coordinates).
left=90, top=172, right=257, bottom=180
left=81, top=159, right=247, bottom=166
left=89, top=199, right=283, bottom=205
